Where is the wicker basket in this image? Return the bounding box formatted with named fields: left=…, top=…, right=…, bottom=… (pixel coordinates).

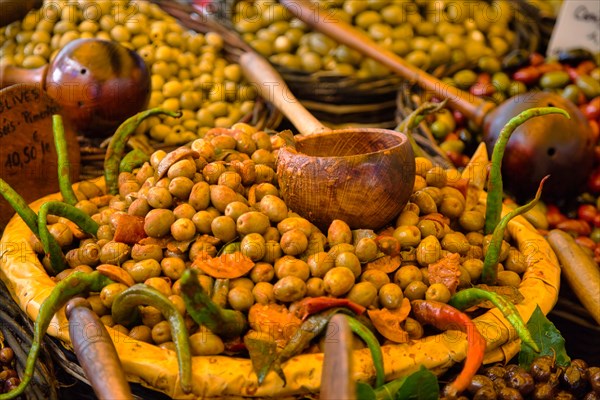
left=208, top=0, right=550, bottom=130
left=74, top=0, right=282, bottom=181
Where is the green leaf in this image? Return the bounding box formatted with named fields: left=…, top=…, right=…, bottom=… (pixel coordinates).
left=394, top=365, right=439, bottom=400
left=518, top=305, right=571, bottom=369
left=356, top=382, right=376, bottom=400
left=243, top=337, right=278, bottom=384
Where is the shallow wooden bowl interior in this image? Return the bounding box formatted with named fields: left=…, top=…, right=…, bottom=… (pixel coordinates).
left=276, top=128, right=415, bottom=231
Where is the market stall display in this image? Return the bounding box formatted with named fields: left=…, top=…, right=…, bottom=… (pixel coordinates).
left=0, top=0, right=598, bottom=399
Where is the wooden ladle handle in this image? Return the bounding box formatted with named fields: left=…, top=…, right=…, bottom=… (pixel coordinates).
left=239, top=51, right=330, bottom=136
left=280, top=0, right=495, bottom=126
left=66, top=298, right=133, bottom=400
left=0, top=64, right=47, bottom=89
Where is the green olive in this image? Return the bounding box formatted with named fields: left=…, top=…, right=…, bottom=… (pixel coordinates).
left=237, top=211, right=270, bottom=235
left=124, top=259, right=161, bottom=283
left=100, top=283, right=129, bottom=308
left=128, top=325, right=152, bottom=343
left=497, top=270, right=521, bottom=288
left=150, top=320, right=172, bottom=344
left=360, top=269, right=390, bottom=290
left=307, top=251, right=335, bottom=278
left=274, top=256, right=310, bottom=280
left=403, top=317, right=424, bottom=339
left=280, top=229, right=308, bottom=256
left=160, top=257, right=186, bottom=280
left=462, top=258, right=483, bottom=282
left=335, top=252, right=361, bottom=278
left=355, top=237, right=378, bottom=262
left=144, top=209, right=175, bottom=238
left=327, top=219, right=352, bottom=246
left=170, top=218, right=196, bottom=241
left=306, top=277, right=326, bottom=297
left=273, top=276, right=307, bottom=302
left=378, top=283, right=404, bottom=309
left=227, top=287, right=254, bottom=312
left=241, top=232, right=266, bottom=261
left=323, top=267, right=355, bottom=297
left=393, top=265, right=423, bottom=290
left=416, top=235, right=442, bottom=266
left=252, top=281, right=275, bottom=304
left=459, top=210, right=485, bottom=232
left=425, top=283, right=451, bottom=303
left=441, top=232, right=470, bottom=255
left=249, top=262, right=275, bottom=283
left=346, top=281, right=377, bottom=307
left=403, top=280, right=428, bottom=301
left=99, top=241, right=131, bottom=265
left=189, top=329, right=225, bottom=356
left=211, top=215, right=237, bottom=243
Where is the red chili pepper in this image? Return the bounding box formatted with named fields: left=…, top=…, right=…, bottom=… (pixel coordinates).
left=576, top=60, right=596, bottom=76
left=587, top=168, right=600, bottom=194
left=546, top=204, right=567, bottom=227
left=294, top=297, right=366, bottom=321
left=512, top=66, right=541, bottom=85
left=577, top=204, right=598, bottom=223
left=536, top=63, right=563, bottom=74
left=470, top=73, right=495, bottom=97
left=556, top=219, right=592, bottom=236
left=529, top=52, right=545, bottom=66
left=583, top=97, right=600, bottom=120
left=566, top=66, right=580, bottom=81
left=575, top=236, right=597, bottom=251
left=593, top=214, right=600, bottom=228
left=411, top=300, right=486, bottom=397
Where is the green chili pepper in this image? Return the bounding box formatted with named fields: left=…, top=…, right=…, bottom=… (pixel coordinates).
left=0, top=271, right=113, bottom=400
left=0, top=178, right=38, bottom=235
left=346, top=315, right=385, bottom=388
left=449, top=288, right=540, bottom=352
left=482, top=176, right=548, bottom=285
left=397, top=100, right=450, bottom=164
left=484, top=107, right=569, bottom=234
left=52, top=115, right=78, bottom=206
left=265, top=307, right=354, bottom=385
left=104, top=108, right=181, bottom=195
left=211, top=278, right=230, bottom=308
left=111, top=283, right=192, bottom=394
left=119, top=148, right=150, bottom=173
left=38, top=201, right=99, bottom=274
left=179, top=269, right=246, bottom=339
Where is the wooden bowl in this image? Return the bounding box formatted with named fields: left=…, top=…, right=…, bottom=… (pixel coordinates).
left=276, top=128, right=415, bottom=231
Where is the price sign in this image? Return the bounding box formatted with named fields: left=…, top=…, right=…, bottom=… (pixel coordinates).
left=547, top=0, right=600, bottom=57
left=0, top=84, right=80, bottom=227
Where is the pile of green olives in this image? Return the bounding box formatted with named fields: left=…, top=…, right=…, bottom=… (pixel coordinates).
left=232, top=0, right=516, bottom=77
left=31, top=122, right=532, bottom=353
left=0, top=0, right=260, bottom=145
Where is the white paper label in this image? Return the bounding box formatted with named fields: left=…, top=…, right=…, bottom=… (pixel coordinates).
left=546, top=0, right=600, bottom=57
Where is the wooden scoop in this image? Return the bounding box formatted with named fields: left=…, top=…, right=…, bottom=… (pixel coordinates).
left=0, top=38, right=150, bottom=138
left=280, top=0, right=595, bottom=202
left=65, top=298, right=133, bottom=400
left=320, top=314, right=355, bottom=400
left=241, top=51, right=415, bottom=231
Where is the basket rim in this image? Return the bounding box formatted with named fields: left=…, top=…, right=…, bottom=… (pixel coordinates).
left=0, top=171, right=561, bottom=398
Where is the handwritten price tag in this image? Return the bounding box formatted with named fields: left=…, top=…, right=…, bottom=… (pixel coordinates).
left=0, top=84, right=80, bottom=227
left=547, top=1, right=600, bottom=57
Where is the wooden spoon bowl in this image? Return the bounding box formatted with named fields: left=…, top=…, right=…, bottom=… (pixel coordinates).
left=240, top=51, right=414, bottom=231
left=277, top=128, right=414, bottom=231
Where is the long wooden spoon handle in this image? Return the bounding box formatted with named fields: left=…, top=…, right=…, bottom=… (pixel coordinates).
left=239, top=51, right=329, bottom=136
left=0, top=64, right=47, bottom=89
left=280, top=0, right=495, bottom=126
left=321, top=314, right=355, bottom=400
left=66, top=298, right=133, bottom=400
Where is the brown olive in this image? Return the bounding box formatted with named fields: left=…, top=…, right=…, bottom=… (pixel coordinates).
left=129, top=325, right=153, bottom=343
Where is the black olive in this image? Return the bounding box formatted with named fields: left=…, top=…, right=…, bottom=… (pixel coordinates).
left=473, top=385, right=497, bottom=400
left=561, top=365, right=589, bottom=397
left=588, top=367, right=600, bottom=393
left=468, top=374, right=495, bottom=394
left=507, top=371, right=535, bottom=396
left=556, top=48, right=594, bottom=66
left=486, top=365, right=507, bottom=381
left=530, top=356, right=554, bottom=382
left=531, top=382, right=556, bottom=400
left=497, top=386, right=523, bottom=400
